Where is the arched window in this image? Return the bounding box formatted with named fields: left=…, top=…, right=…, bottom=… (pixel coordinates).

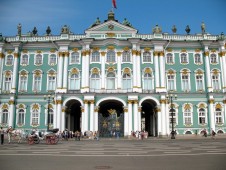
left=6, top=55, right=13, bottom=65
left=69, top=74, right=80, bottom=90
left=122, top=51, right=131, bottom=62
left=33, top=75, right=42, bottom=91
left=183, top=106, right=192, bottom=125
left=143, top=73, right=153, bottom=90
left=2, top=109, right=8, bottom=124
left=196, top=74, right=204, bottom=91
left=17, top=109, right=25, bottom=125
left=212, top=72, right=220, bottom=91
left=21, top=54, right=29, bottom=65
left=70, top=52, right=80, bottom=64
left=91, top=51, right=100, bottom=62
left=49, top=54, right=57, bottom=65
left=35, top=54, right=43, bottom=65
left=122, top=73, right=131, bottom=89
left=19, top=75, right=28, bottom=91
left=106, top=72, right=115, bottom=89
left=31, top=107, right=39, bottom=125
left=143, top=52, right=151, bottom=62
left=167, top=74, right=176, bottom=91
left=47, top=74, right=56, bottom=91
left=198, top=108, right=206, bottom=124
left=90, top=73, right=100, bottom=90
left=215, top=108, right=223, bottom=124
left=106, top=51, right=115, bottom=62
left=4, top=72, right=12, bottom=91
left=47, top=108, right=54, bottom=125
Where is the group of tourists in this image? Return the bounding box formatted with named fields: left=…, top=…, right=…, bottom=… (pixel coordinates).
left=130, top=131, right=148, bottom=140
left=0, top=126, right=14, bottom=144
left=202, top=128, right=216, bottom=139
left=59, top=130, right=100, bottom=141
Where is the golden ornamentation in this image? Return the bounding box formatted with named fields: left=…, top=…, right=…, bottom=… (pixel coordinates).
left=211, top=49, right=216, bottom=53
left=92, top=47, right=100, bottom=51
left=101, top=52, right=106, bottom=56
left=198, top=103, right=205, bottom=108
left=56, top=100, right=62, bottom=104
left=71, top=68, right=78, bottom=74
left=156, top=107, right=161, bottom=112
left=48, top=70, right=56, bottom=76
left=208, top=99, right=214, bottom=104
left=138, top=107, right=142, bottom=112
left=215, top=103, right=222, bottom=109
left=7, top=50, right=13, bottom=54
left=167, top=48, right=173, bottom=52
left=92, top=68, right=99, bottom=74
left=132, top=50, right=137, bottom=55
left=181, top=49, right=187, bottom=52
left=106, top=33, right=116, bottom=37
left=0, top=53, right=5, bottom=58
left=50, top=49, right=56, bottom=53
left=128, top=100, right=133, bottom=104
left=18, top=104, right=25, bottom=109
left=168, top=69, right=175, bottom=75
left=182, top=69, right=189, bottom=75
left=84, top=100, right=89, bottom=104
left=223, top=99, right=226, bottom=104
left=195, top=49, right=201, bottom=52
left=212, top=69, right=219, bottom=75
left=2, top=104, right=8, bottom=109
left=160, top=99, right=166, bottom=104
left=184, top=104, right=191, bottom=110
left=123, top=68, right=130, bottom=74
left=144, top=47, right=151, bottom=52
left=81, top=107, right=84, bottom=112
left=123, top=108, right=128, bottom=112
left=117, top=52, right=122, bottom=56
left=218, top=52, right=226, bottom=57
left=107, top=46, right=115, bottom=50
left=90, top=100, right=95, bottom=104
left=32, top=104, right=39, bottom=110
left=159, top=51, right=164, bottom=56
left=13, top=53, right=19, bottom=58
left=22, top=49, right=28, bottom=53
left=204, top=51, right=209, bottom=56
left=36, top=50, right=42, bottom=54
left=196, top=69, right=203, bottom=75
left=123, top=47, right=130, bottom=51
left=94, top=108, right=99, bottom=112
left=154, top=51, right=159, bottom=56
left=62, top=108, right=65, bottom=112
left=20, top=70, right=28, bottom=76
left=34, top=70, right=42, bottom=76
left=144, top=68, right=152, bottom=74
left=108, top=109, right=117, bottom=115
left=134, top=100, right=138, bottom=104
left=72, top=48, right=79, bottom=52
left=5, top=71, right=11, bottom=77
left=107, top=66, right=114, bottom=72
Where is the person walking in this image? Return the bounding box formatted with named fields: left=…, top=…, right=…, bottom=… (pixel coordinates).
left=0, top=127, right=5, bottom=145
left=211, top=129, right=216, bottom=139
left=6, top=126, right=13, bottom=144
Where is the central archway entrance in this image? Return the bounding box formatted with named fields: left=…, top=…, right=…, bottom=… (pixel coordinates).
left=98, top=100, right=124, bottom=137
left=65, top=100, right=81, bottom=132
left=141, top=100, right=157, bottom=136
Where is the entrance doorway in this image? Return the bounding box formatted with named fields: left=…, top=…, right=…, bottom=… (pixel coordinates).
left=98, top=100, right=124, bottom=137
left=65, top=100, right=81, bottom=132
left=141, top=100, right=157, bottom=136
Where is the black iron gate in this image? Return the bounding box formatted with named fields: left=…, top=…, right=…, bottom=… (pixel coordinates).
left=98, top=109, right=124, bottom=137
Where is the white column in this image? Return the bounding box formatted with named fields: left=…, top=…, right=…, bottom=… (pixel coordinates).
left=57, top=52, right=64, bottom=89
left=84, top=100, right=89, bottom=131
left=61, top=108, right=65, bottom=132
left=128, top=101, right=133, bottom=134
left=154, top=52, right=160, bottom=89
left=90, top=100, right=94, bottom=131
left=165, top=101, right=170, bottom=135
left=117, top=52, right=122, bottom=89
left=9, top=99, right=15, bottom=127
left=224, top=100, right=226, bottom=124
left=62, top=53, right=69, bottom=89
left=94, top=106, right=99, bottom=132
left=0, top=52, right=4, bottom=93
left=161, top=100, right=166, bottom=136
left=136, top=51, right=141, bottom=90
left=138, top=106, right=142, bottom=131
left=56, top=100, right=62, bottom=131
left=81, top=106, right=85, bottom=133
left=132, top=50, right=137, bottom=90
left=133, top=100, right=138, bottom=131
left=101, top=52, right=106, bottom=89
left=157, top=106, right=162, bottom=137
left=209, top=99, right=215, bottom=132
left=159, top=52, right=166, bottom=88
left=11, top=52, right=19, bottom=93
left=85, top=50, right=90, bottom=89
left=221, top=53, right=226, bottom=92
left=204, top=51, right=212, bottom=92
left=123, top=107, right=129, bottom=136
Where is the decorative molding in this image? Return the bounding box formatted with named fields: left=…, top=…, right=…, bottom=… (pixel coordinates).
left=92, top=47, right=100, bottom=51
left=107, top=46, right=115, bottom=50
left=215, top=103, right=222, bottom=109
left=123, top=68, right=130, bottom=74
left=71, top=68, right=79, bottom=74
left=208, top=99, right=215, bottom=104
left=204, top=51, right=209, bottom=56
left=92, top=68, right=99, bottom=74
left=106, top=33, right=116, bottom=37
left=144, top=68, right=152, bottom=74
left=36, top=50, right=42, bottom=54
left=117, top=52, right=122, bottom=56
left=22, top=49, right=28, bottom=53
left=0, top=52, right=5, bottom=58
left=195, top=49, right=201, bottom=52
left=167, top=48, right=173, bottom=52
left=50, top=49, right=56, bottom=53
left=56, top=100, right=62, bottom=104
left=181, top=49, right=187, bottom=52
left=7, top=50, right=13, bottom=54
left=123, top=47, right=130, bottom=51
left=72, top=48, right=79, bottom=52
left=101, top=52, right=106, bottom=56
left=14, top=53, right=19, bottom=58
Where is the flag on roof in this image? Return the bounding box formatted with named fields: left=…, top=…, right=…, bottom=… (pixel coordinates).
left=112, top=0, right=117, bottom=9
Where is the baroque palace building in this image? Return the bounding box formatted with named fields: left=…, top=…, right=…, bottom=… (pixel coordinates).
left=0, top=11, right=226, bottom=137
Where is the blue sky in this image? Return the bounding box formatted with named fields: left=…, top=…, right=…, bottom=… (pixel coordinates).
left=0, top=0, right=225, bottom=36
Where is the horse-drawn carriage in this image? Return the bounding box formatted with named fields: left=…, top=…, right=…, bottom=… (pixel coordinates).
left=45, top=128, right=59, bottom=145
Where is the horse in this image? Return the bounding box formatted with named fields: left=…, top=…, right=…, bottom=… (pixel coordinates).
left=8, top=129, right=27, bottom=143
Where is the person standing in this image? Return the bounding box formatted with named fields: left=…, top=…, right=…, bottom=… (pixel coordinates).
left=0, top=127, right=4, bottom=145
left=211, top=129, right=216, bottom=139
left=7, top=126, right=13, bottom=144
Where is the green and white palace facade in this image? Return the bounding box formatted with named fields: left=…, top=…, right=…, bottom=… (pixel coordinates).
left=0, top=12, right=226, bottom=137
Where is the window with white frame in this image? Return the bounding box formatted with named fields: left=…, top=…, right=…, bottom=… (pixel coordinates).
left=91, top=51, right=100, bottom=62
left=143, top=73, right=153, bottom=90
left=180, top=53, right=188, bottom=64
left=33, top=72, right=42, bottom=92
left=122, top=51, right=131, bottom=62
left=196, top=74, right=204, bottom=91
left=31, top=107, right=39, bottom=125
left=167, top=74, right=176, bottom=91
left=143, top=52, right=151, bottom=62
left=210, top=54, right=217, bottom=64
left=106, top=51, right=116, bottom=62
left=184, top=107, right=192, bottom=125
left=1, top=109, right=8, bottom=124
left=122, top=73, right=132, bottom=90
left=106, top=72, right=115, bottom=89
left=49, top=54, right=57, bottom=65
left=198, top=108, right=206, bottom=124
left=47, top=74, right=56, bottom=91
left=70, top=52, right=80, bottom=64
left=17, top=109, right=25, bottom=125
left=19, top=75, right=28, bottom=91
left=90, top=73, right=100, bottom=90
left=21, top=54, right=29, bottom=65
left=215, top=108, right=223, bottom=124
left=212, top=72, right=220, bottom=91
left=181, top=73, right=190, bottom=91
left=6, top=55, right=13, bottom=65
left=35, top=54, right=43, bottom=65
left=194, top=53, right=202, bottom=64
left=166, top=53, right=174, bottom=64
left=46, top=108, right=54, bottom=125
left=69, top=73, right=80, bottom=90
left=3, top=73, right=12, bottom=91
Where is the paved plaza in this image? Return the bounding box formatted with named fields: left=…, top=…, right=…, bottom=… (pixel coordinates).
left=0, top=137, right=226, bottom=170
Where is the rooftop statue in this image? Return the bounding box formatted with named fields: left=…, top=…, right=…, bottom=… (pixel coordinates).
left=46, top=26, right=51, bottom=35
left=61, top=25, right=69, bottom=34
left=152, top=24, right=162, bottom=34
left=17, top=23, right=22, bottom=36
left=0, top=33, right=3, bottom=42
left=172, top=25, right=177, bottom=34
left=90, top=17, right=101, bottom=28
left=32, top=27, right=38, bottom=35
left=185, top=25, right=190, bottom=34
left=201, top=22, right=206, bottom=34
left=122, top=18, right=133, bottom=28
left=107, top=10, right=115, bottom=21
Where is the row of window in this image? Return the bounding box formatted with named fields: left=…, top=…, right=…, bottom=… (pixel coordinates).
left=2, top=67, right=222, bottom=92
left=4, top=52, right=219, bottom=66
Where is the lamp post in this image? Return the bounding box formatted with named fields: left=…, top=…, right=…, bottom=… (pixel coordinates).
left=44, top=94, right=54, bottom=132
left=167, top=94, right=177, bottom=139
